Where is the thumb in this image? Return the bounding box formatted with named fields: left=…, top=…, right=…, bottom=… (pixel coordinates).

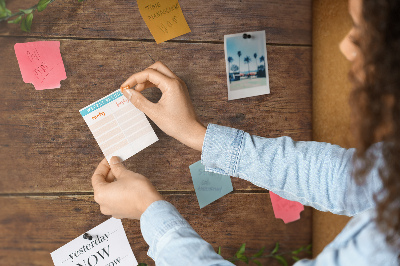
left=124, top=89, right=155, bottom=116
left=109, top=156, right=128, bottom=178
left=92, top=158, right=110, bottom=189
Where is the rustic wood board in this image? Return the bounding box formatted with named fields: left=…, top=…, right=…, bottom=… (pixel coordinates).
left=0, top=193, right=312, bottom=265
left=0, top=37, right=311, bottom=193
left=0, top=1, right=312, bottom=265
left=0, top=0, right=312, bottom=45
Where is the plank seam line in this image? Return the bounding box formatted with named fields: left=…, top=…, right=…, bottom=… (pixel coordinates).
left=0, top=190, right=269, bottom=197
left=141, top=41, right=156, bottom=63
left=0, top=35, right=312, bottom=47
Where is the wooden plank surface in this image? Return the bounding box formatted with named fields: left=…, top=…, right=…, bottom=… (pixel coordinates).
left=0, top=194, right=312, bottom=265
left=0, top=0, right=312, bottom=45
left=0, top=37, right=311, bottom=193
left=0, top=0, right=312, bottom=265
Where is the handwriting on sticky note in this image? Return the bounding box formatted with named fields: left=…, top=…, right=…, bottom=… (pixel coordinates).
left=137, top=0, right=191, bottom=44
left=14, top=41, right=67, bottom=90
left=189, top=161, right=233, bottom=209
left=270, top=192, right=304, bottom=224
left=51, top=218, right=138, bottom=266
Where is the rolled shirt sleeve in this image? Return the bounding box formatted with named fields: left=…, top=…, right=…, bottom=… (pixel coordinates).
left=201, top=124, right=383, bottom=216
left=140, top=200, right=234, bottom=266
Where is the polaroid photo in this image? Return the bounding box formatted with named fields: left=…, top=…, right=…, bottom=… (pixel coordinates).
left=224, top=30, right=270, bottom=100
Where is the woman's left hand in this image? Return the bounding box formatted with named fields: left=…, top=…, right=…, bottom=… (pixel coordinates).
left=91, top=157, right=164, bottom=220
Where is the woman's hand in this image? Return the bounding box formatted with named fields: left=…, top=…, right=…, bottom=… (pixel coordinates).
left=91, top=157, right=164, bottom=220
left=120, top=61, right=206, bottom=152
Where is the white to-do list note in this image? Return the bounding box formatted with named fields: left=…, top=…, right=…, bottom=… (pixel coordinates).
left=79, top=89, right=158, bottom=162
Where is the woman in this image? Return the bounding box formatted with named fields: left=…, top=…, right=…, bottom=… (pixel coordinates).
left=91, top=0, right=400, bottom=264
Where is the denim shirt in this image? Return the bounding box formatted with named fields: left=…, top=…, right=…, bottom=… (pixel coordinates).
left=140, top=124, right=399, bottom=265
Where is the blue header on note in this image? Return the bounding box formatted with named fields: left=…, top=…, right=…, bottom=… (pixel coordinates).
left=80, top=90, right=123, bottom=117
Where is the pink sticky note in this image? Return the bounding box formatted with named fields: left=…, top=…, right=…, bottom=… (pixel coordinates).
left=14, top=41, right=67, bottom=90
left=270, top=191, right=304, bottom=224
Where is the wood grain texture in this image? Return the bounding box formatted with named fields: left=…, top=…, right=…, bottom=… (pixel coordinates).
left=0, top=1, right=313, bottom=264
left=0, top=0, right=312, bottom=45
left=0, top=194, right=312, bottom=265
left=0, top=37, right=311, bottom=193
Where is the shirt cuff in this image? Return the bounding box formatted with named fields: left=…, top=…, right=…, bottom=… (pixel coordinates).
left=201, top=124, right=245, bottom=177
left=140, top=200, right=192, bottom=259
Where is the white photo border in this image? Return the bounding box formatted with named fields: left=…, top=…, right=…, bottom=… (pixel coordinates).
left=224, top=30, right=270, bottom=100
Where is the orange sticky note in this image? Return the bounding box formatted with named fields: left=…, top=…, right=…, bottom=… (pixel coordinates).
left=14, top=41, right=66, bottom=90
left=270, top=192, right=304, bottom=224
left=137, top=0, right=191, bottom=44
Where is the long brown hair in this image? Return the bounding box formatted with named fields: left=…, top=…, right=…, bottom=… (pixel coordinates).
left=350, top=0, right=400, bottom=250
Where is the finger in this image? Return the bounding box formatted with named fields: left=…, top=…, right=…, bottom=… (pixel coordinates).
left=147, top=61, right=177, bottom=79
left=135, top=61, right=178, bottom=91
left=92, top=158, right=110, bottom=189
left=105, top=169, right=116, bottom=183
left=100, top=206, right=111, bottom=216
left=109, top=156, right=129, bottom=178
left=122, top=89, right=158, bottom=116
left=135, top=81, right=156, bottom=92
left=120, top=68, right=173, bottom=94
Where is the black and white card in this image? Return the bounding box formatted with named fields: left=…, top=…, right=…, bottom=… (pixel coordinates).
left=51, top=218, right=137, bottom=266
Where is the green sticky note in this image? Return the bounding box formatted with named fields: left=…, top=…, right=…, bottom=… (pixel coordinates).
left=189, top=161, right=233, bottom=209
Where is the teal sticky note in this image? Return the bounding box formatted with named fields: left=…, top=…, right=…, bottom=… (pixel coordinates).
left=189, top=161, right=233, bottom=208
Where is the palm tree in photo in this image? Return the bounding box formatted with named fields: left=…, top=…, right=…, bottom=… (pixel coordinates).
left=253, top=53, right=258, bottom=74
left=260, top=55, right=266, bottom=71
left=237, top=51, right=242, bottom=77
left=244, top=56, right=251, bottom=78
left=228, top=56, right=233, bottom=74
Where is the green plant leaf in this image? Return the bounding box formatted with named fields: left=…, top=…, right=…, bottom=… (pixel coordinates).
left=0, top=0, right=12, bottom=18
left=8, top=15, right=22, bottom=24
left=137, top=263, right=147, bottom=266
left=292, top=246, right=305, bottom=255
left=20, top=16, right=27, bottom=31
left=37, top=0, right=52, bottom=12
left=228, top=258, right=236, bottom=263
left=253, top=259, right=262, bottom=266
left=237, top=254, right=249, bottom=264
left=305, top=244, right=312, bottom=255
left=19, top=8, right=33, bottom=14
left=271, top=242, right=279, bottom=255
left=274, top=255, right=288, bottom=266
left=252, top=246, right=265, bottom=258
left=292, top=256, right=300, bottom=261
left=20, top=13, right=33, bottom=32
left=217, top=246, right=222, bottom=255
left=235, top=243, right=246, bottom=257
left=78, top=0, right=85, bottom=2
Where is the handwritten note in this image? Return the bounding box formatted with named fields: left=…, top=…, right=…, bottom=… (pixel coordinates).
left=189, top=161, right=233, bottom=209
left=14, top=41, right=67, bottom=90
left=137, top=0, right=191, bottom=44
left=79, top=89, right=158, bottom=162
left=270, top=192, right=304, bottom=224
left=51, top=218, right=137, bottom=266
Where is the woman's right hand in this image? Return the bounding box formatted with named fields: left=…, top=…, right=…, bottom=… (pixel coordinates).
left=120, top=62, right=206, bottom=152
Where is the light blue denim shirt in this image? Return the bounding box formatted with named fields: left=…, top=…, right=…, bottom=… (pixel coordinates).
left=140, top=124, right=399, bottom=265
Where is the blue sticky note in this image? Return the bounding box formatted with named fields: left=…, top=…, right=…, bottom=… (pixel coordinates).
left=189, top=161, right=233, bottom=208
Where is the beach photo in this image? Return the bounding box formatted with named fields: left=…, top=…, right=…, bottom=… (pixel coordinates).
left=224, top=30, right=270, bottom=100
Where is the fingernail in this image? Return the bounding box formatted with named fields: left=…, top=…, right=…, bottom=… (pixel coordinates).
left=120, top=85, right=130, bottom=93
left=110, top=156, right=122, bottom=165
left=125, top=89, right=133, bottom=100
